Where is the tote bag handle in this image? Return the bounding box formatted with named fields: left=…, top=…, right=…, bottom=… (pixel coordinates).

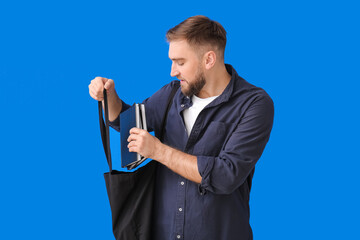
left=98, top=89, right=112, bottom=171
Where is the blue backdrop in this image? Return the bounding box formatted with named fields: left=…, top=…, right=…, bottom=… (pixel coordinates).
left=1, top=0, right=359, bottom=239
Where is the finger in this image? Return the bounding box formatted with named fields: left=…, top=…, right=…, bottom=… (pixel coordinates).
left=94, top=88, right=104, bottom=99
left=89, top=80, right=104, bottom=96
left=128, top=141, right=139, bottom=152
left=91, top=79, right=100, bottom=89
left=129, top=127, right=142, bottom=135
left=98, top=77, right=108, bottom=85
left=92, top=80, right=105, bottom=95
left=128, top=146, right=138, bottom=153
left=127, top=134, right=139, bottom=142
left=92, top=77, right=104, bottom=86
left=90, top=89, right=103, bottom=101
left=127, top=141, right=135, bottom=148
left=129, top=127, right=140, bottom=134
left=128, top=140, right=141, bottom=149
left=93, top=76, right=104, bottom=82
left=89, top=89, right=102, bottom=101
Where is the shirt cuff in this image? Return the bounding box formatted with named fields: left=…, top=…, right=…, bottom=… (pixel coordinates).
left=197, top=155, right=215, bottom=191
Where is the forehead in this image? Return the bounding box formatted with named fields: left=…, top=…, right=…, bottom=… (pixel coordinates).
left=168, top=40, right=197, bottom=60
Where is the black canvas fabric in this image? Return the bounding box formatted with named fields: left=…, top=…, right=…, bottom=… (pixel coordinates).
left=98, top=83, right=179, bottom=240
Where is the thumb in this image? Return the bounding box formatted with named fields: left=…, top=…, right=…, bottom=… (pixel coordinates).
left=104, top=79, right=115, bottom=90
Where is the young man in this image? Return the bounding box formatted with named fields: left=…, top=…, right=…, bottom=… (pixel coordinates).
left=89, top=15, right=274, bottom=240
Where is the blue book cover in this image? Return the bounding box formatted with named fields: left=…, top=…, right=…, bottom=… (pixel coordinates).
left=120, top=104, right=147, bottom=169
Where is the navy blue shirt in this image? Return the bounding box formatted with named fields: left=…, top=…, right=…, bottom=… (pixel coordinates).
left=110, top=64, right=274, bottom=240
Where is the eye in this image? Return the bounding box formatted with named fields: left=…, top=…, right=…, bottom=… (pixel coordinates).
left=178, top=62, right=184, bottom=66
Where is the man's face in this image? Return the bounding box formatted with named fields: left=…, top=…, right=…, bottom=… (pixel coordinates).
left=168, top=40, right=206, bottom=97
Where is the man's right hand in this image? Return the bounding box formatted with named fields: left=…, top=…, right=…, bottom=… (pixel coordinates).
left=88, top=76, right=122, bottom=121
left=88, top=77, right=115, bottom=101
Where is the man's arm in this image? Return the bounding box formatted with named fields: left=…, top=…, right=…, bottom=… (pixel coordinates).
left=128, top=95, right=274, bottom=193
left=157, top=144, right=202, bottom=183
left=88, top=76, right=122, bottom=121
left=128, top=127, right=202, bottom=183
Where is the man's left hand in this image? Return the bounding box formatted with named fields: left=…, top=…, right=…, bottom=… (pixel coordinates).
left=127, top=128, right=162, bottom=159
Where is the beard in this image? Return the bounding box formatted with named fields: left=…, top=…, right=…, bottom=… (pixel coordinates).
left=181, top=68, right=206, bottom=97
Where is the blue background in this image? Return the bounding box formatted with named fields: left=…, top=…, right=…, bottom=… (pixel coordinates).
left=1, top=0, right=359, bottom=239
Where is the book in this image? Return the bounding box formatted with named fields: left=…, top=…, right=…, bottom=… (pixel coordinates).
left=120, top=104, right=148, bottom=170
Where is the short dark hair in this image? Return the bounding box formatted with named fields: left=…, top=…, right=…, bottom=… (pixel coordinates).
left=166, top=15, right=227, bottom=59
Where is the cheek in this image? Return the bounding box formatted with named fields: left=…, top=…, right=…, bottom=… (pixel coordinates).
left=183, top=66, right=197, bottom=80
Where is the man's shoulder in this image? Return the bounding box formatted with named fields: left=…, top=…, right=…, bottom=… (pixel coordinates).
left=226, top=64, right=272, bottom=102
left=235, top=74, right=272, bottom=99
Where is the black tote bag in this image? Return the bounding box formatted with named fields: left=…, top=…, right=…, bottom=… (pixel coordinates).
left=98, top=83, right=179, bottom=240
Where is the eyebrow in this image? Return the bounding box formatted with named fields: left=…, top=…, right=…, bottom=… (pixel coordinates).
left=170, top=58, right=185, bottom=61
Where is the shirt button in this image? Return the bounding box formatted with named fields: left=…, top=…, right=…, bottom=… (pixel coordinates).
left=181, top=104, right=185, bottom=108
left=177, top=235, right=181, bottom=239
left=179, top=208, right=183, bottom=212
left=180, top=181, right=185, bottom=185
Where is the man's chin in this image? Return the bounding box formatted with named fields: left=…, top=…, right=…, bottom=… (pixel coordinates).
left=180, top=85, right=191, bottom=97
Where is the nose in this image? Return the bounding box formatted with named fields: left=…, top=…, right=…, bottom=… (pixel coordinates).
left=170, top=63, right=179, bottom=77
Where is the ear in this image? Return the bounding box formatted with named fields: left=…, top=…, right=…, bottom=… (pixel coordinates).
left=204, top=51, right=216, bottom=70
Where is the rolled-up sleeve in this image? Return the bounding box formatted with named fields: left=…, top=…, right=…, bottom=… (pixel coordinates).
left=108, top=99, right=131, bottom=132
left=198, top=95, right=274, bottom=194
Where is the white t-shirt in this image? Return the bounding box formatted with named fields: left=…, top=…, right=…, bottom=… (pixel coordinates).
left=183, top=95, right=219, bottom=136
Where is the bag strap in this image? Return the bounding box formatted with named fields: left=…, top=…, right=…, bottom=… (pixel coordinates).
left=158, top=82, right=180, bottom=142
left=98, top=90, right=112, bottom=169
left=98, top=82, right=180, bottom=171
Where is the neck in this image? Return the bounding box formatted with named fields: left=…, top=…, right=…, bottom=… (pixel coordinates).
left=197, top=63, right=231, bottom=98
